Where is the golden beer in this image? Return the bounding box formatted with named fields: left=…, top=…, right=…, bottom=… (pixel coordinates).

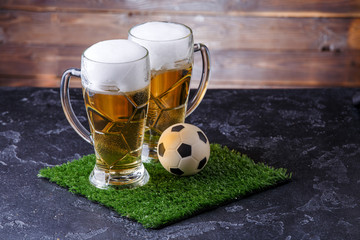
left=128, top=22, right=210, bottom=162
left=83, top=85, right=149, bottom=173
left=144, top=65, right=192, bottom=158
left=61, top=39, right=150, bottom=189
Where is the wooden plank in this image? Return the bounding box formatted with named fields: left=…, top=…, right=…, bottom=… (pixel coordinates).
left=0, top=10, right=355, bottom=51
left=0, top=44, right=82, bottom=87
left=1, top=0, right=359, bottom=17
left=348, top=19, right=360, bottom=49
left=0, top=76, right=61, bottom=87
left=198, top=49, right=360, bottom=88
left=1, top=44, right=359, bottom=88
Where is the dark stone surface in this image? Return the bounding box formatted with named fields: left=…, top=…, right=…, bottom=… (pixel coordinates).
left=0, top=87, right=359, bottom=239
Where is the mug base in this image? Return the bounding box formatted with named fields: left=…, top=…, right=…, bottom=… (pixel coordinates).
left=89, top=164, right=149, bottom=189
left=141, top=143, right=159, bottom=163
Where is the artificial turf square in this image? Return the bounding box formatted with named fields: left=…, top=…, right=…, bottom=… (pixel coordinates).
left=38, top=144, right=291, bottom=228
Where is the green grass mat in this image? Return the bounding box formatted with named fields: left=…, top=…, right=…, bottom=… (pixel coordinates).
left=38, top=144, right=291, bottom=228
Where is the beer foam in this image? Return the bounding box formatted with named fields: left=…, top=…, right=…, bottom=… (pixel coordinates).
left=128, top=22, right=193, bottom=71
left=81, top=39, right=150, bottom=93
left=129, top=22, right=191, bottom=41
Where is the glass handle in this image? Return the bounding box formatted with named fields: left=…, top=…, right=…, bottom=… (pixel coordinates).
left=186, top=43, right=211, bottom=117
left=60, top=68, right=92, bottom=144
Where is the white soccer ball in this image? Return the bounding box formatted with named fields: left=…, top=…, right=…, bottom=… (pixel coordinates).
left=157, top=123, right=210, bottom=176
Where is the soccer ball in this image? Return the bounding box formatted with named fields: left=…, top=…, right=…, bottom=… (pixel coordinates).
left=157, top=123, right=210, bottom=176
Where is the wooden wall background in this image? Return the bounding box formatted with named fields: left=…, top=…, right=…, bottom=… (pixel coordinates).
left=0, top=0, right=360, bottom=88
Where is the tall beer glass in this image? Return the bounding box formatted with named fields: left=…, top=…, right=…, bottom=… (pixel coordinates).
left=128, top=21, right=210, bottom=162
left=60, top=40, right=150, bottom=189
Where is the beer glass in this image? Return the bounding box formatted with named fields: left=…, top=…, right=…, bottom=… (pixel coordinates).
left=128, top=21, right=210, bottom=162
left=60, top=39, right=150, bottom=189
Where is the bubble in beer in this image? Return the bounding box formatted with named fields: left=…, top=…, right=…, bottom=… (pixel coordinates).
left=81, top=39, right=149, bottom=93
left=128, top=22, right=193, bottom=71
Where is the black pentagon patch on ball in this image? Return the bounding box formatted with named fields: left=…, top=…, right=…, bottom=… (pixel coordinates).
left=170, top=168, right=184, bottom=176
left=177, top=143, right=191, bottom=158
left=158, top=143, right=165, bottom=157
left=197, top=131, right=207, bottom=143
left=197, top=157, right=207, bottom=169
left=171, top=124, right=185, bottom=132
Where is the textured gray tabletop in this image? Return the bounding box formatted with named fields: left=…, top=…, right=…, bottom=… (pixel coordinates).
left=0, top=87, right=359, bottom=239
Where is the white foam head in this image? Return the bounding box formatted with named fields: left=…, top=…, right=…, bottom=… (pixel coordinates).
left=81, top=39, right=149, bottom=92
left=128, top=22, right=193, bottom=71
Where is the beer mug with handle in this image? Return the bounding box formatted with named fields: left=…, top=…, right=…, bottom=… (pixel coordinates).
left=60, top=40, right=151, bottom=189
left=128, top=21, right=211, bottom=162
